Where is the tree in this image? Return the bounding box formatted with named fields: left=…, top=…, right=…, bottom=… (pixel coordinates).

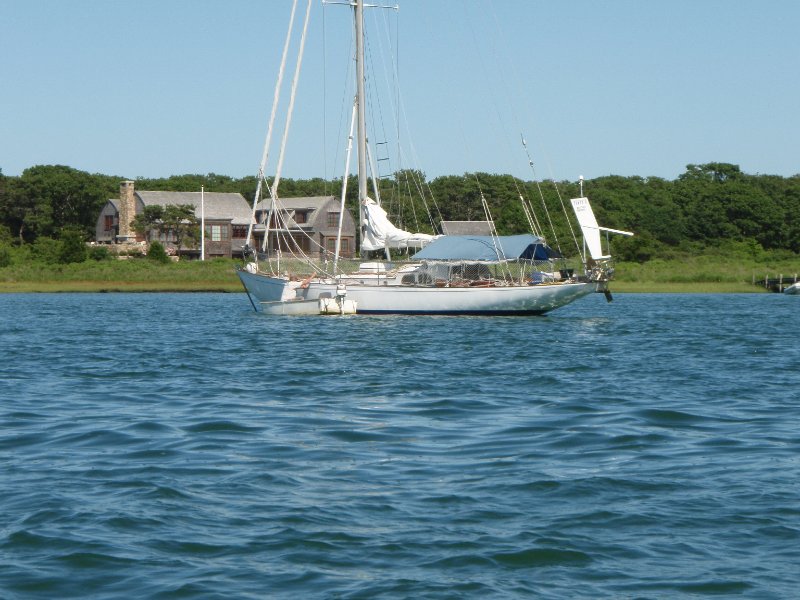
left=162, top=204, right=199, bottom=257
left=132, top=205, right=165, bottom=242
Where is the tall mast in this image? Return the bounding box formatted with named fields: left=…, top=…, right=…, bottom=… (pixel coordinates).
left=355, top=0, right=368, bottom=256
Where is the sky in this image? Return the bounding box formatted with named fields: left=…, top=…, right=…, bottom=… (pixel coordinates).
left=2, top=0, right=799, bottom=183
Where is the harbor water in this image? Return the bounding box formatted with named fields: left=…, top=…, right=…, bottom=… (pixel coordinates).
left=1, top=292, right=798, bottom=598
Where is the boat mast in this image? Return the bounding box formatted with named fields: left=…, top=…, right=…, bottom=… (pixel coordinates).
left=355, top=0, right=368, bottom=258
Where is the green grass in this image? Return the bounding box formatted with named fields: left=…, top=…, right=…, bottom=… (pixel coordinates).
left=0, top=258, right=243, bottom=292
left=613, top=254, right=799, bottom=293
left=1, top=253, right=798, bottom=293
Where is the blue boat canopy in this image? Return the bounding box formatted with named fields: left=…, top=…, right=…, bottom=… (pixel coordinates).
left=412, top=234, right=559, bottom=261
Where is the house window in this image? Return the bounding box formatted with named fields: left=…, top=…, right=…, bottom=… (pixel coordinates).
left=232, top=225, right=248, bottom=239
left=327, top=212, right=339, bottom=228
left=325, top=238, right=349, bottom=254
left=206, top=225, right=229, bottom=242
left=104, top=215, right=114, bottom=231
left=294, top=211, right=307, bottom=224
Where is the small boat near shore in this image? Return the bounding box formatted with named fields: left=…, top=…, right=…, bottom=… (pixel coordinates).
left=783, top=282, right=800, bottom=295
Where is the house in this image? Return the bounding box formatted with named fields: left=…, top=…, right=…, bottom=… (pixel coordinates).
left=253, top=196, right=357, bottom=259
left=95, top=181, right=251, bottom=258
left=96, top=181, right=357, bottom=259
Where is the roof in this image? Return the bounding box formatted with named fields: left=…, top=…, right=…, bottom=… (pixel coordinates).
left=440, top=220, right=494, bottom=235
left=412, top=233, right=558, bottom=261
left=136, top=191, right=251, bottom=225
left=254, top=196, right=336, bottom=211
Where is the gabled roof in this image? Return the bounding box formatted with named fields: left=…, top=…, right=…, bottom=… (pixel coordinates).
left=440, top=220, right=494, bottom=235
left=254, top=195, right=336, bottom=211
left=136, top=191, right=251, bottom=225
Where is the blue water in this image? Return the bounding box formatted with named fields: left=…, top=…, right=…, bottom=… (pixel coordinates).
left=1, top=292, right=799, bottom=599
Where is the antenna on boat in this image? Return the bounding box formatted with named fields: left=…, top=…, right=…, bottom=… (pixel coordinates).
left=579, top=175, right=584, bottom=197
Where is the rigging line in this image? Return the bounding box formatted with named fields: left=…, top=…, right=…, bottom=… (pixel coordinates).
left=271, top=0, right=313, bottom=199
left=334, top=99, right=357, bottom=275
left=246, top=0, right=299, bottom=249
left=525, top=155, right=566, bottom=259
left=457, top=0, right=525, bottom=187
left=471, top=173, right=513, bottom=281
left=322, top=1, right=329, bottom=195
left=263, top=0, right=313, bottom=275
left=331, top=32, right=356, bottom=201
left=550, top=178, right=583, bottom=260
left=482, top=0, right=582, bottom=261
left=268, top=203, right=337, bottom=278
left=518, top=134, right=543, bottom=235
left=466, top=0, right=550, bottom=247
left=369, top=5, right=443, bottom=229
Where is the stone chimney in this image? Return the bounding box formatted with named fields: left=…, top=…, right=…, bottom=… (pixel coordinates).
left=117, top=180, right=136, bottom=242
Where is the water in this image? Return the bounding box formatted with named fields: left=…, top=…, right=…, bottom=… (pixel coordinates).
left=1, top=292, right=798, bottom=599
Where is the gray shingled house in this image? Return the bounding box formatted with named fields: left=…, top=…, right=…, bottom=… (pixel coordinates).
left=95, top=181, right=252, bottom=258
left=253, top=196, right=357, bottom=259
left=96, top=182, right=357, bottom=259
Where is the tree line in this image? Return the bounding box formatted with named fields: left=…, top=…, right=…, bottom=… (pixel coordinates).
left=1, top=162, right=799, bottom=265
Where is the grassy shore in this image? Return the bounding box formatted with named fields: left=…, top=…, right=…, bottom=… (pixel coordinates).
left=0, top=258, right=244, bottom=293
left=0, top=255, right=797, bottom=293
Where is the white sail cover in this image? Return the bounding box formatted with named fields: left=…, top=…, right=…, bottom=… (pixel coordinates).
left=361, top=197, right=435, bottom=251
left=570, top=196, right=633, bottom=260
left=570, top=197, right=608, bottom=260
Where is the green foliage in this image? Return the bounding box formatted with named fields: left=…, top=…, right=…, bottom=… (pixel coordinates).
left=88, top=245, right=113, bottom=261
left=132, top=205, right=164, bottom=242
left=131, top=203, right=198, bottom=256
left=147, top=240, right=170, bottom=264
left=30, top=236, right=62, bottom=263
left=0, top=165, right=115, bottom=243
left=0, top=225, right=12, bottom=245
left=0, top=244, right=10, bottom=268
left=162, top=204, right=199, bottom=256
left=57, top=228, right=88, bottom=264
left=2, top=162, right=800, bottom=265
left=612, top=234, right=662, bottom=263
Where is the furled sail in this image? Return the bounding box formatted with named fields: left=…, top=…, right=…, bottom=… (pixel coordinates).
left=570, top=197, right=634, bottom=260
left=361, top=197, right=435, bottom=251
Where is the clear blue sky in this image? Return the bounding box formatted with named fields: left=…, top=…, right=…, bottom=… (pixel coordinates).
left=2, top=0, right=798, bottom=183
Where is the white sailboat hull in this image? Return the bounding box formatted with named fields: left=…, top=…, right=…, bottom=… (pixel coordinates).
left=238, top=269, right=597, bottom=315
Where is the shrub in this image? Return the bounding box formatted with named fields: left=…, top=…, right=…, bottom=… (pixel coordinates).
left=147, top=241, right=170, bottom=264
left=0, top=225, right=13, bottom=246
left=58, top=230, right=88, bottom=264
left=88, top=245, right=112, bottom=261
left=0, top=244, right=11, bottom=268
left=30, top=237, right=63, bottom=263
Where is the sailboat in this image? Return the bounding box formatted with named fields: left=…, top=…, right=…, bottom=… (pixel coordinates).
left=237, top=0, right=632, bottom=315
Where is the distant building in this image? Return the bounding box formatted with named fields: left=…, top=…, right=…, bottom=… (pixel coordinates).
left=440, top=221, right=494, bottom=235
left=253, top=196, right=357, bottom=259
left=95, top=181, right=357, bottom=259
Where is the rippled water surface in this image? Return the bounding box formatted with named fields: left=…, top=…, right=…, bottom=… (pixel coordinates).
left=1, top=292, right=799, bottom=598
